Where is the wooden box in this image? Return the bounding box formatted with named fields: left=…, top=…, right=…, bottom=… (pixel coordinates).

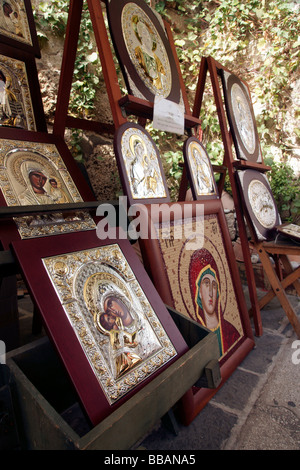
left=7, top=308, right=220, bottom=450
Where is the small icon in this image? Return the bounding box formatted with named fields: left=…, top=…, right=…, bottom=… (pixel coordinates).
left=0, top=340, right=6, bottom=364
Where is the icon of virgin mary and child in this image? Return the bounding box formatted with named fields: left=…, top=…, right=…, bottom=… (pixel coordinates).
left=18, top=160, right=70, bottom=206
left=94, top=294, right=143, bottom=379
left=189, top=248, right=240, bottom=357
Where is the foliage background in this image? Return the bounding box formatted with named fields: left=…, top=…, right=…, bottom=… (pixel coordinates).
left=33, top=0, right=300, bottom=221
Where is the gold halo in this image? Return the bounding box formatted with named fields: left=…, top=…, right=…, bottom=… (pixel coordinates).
left=129, top=132, right=147, bottom=158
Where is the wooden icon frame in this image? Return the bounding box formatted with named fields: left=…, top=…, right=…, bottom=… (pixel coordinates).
left=220, top=69, right=262, bottom=163
left=183, top=136, right=219, bottom=200
left=0, top=0, right=40, bottom=57
left=11, top=229, right=189, bottom=426
left=113, top=122, right=170, bottom=206
left=236, top=169, right=281, bottom=241
left=137, top=199, right=254, bottom=424
left=0, top=128, right=96, bottom=249
left=0, top=46, right=47, bottom=132
left=106, top=0, right=182, bottom=104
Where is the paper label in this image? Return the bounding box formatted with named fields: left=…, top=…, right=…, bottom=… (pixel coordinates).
left=153, top=96, right=184, bottom=135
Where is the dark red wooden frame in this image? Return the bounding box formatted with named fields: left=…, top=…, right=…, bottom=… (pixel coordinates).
left=113, top=122, right=170, bottom=206
left=0, top=128, right=97, bottom=250
left=137, top=199, right=255, bottom=424
left=105, top=0, right=182, bottom=105
left=183, top=136, right=219, bottom=201
left=0, top=45, right=47, bottom=132
left=236, top=168, right=281, bottom=242
left=220, top=69, right=262, bottom=163
left=11, top=229, right=189, bottom=426
left=0, top=0, right=40, bottom=58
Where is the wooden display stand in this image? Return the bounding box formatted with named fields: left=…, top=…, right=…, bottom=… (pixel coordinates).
left=250, top=239, right=300, bottom=338
left=52, top=0, right=201, bottom=140
left=192, top=56, right=300, bottom=338
left=7, top=310, right=220, bottom=450
left=191, top=56, right=263, bottom=336
left=0, top=3, right=224, bottom=446
left=0, top=2, right=48, bottom=351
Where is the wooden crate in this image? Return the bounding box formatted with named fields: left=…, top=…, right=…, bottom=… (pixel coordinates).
left=6, top=308, right=220, bottom=450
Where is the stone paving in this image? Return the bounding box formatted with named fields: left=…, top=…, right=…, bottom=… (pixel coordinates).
left=136, top=289, right=300, bottom=450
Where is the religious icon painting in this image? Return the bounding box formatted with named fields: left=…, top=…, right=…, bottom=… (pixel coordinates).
left=0, top=132, right=96, bottom=247
left=11, top=230, right=188, bottom=425
left=183, top=136, right=219, bottom=200
left=137, top=200, right=254, bottom=423
left=106, top=0, right=182, bottom=105
left=0, top=53, right=37, bottom=130
left=114, top=122, right=170, bottom=205
left=0, top=0, right=40, bottom=57
left=220, top=69, right=262, bottom=163
left=275, top=223, right=300, bottom=244
left=236, top=169, right=281, bottom=241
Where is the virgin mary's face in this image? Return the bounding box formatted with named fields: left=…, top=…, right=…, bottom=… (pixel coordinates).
left=29, top=171, right=47, bottom=191
left=199, top=273, right=218, bottom=315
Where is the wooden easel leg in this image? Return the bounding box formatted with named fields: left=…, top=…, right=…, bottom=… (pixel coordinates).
left=280, top=255, right=300, bottom=296
left=257, top=247, right=300, bottom=338
left=53, top=0, right=84, bottom=137
left=256, top=261, right=300, bottom=310
left=233, top=210, right=263, bottom=336
left=178, top=166, right=189, bottom=201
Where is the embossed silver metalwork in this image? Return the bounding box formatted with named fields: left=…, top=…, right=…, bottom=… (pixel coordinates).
left=120, top=126, right=167, bottom=199
left=121, top=2, right=172, bottom=98
left=248, top=179, right=277, bottom=229
left=0, top=0, right=33, bottom=46
left=43, top=243, right=177, bottom=404
left=0, top=139, right=95, bottom=238
left=0, top=54, right=36, bottom=130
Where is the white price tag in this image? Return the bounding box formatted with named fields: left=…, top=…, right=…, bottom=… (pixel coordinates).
left=153, top=96, right=184, bottom=135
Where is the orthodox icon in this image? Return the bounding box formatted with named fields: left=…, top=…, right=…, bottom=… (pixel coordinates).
left=137, top=201, right=254, bottom=424
left=276, top=223, right=300, bottom=243
left=0, top=54, right=35, bottom=130
left=11, top=232, right=188, bottom=425
left=159, top=214, right=243, bottom=360
left=107, top=0, right=181, bottom=103
left=221, top=70, right=262, bottom=163
left=188, top=247, right=240, bottom=357
left=0, top=138, right=95, bottom=239
left=183, top=137, right=218, bottom=200
left=114, top=122, right=170, bottom=204
left=79, top=256, right=173, bottom=386
left=138, top=202, right=249, bottom=364
left=236, top=169, right=281, bottom=241
left=0, top=0, right=32, bottom=47
left=122, top=5, right=170, bottom=97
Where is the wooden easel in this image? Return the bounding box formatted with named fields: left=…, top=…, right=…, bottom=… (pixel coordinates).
left=192, top=56, right=265, bottom=336
left=53, top=0, right=201, bottom=142
left=192, top=55, right=299, bottom=337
